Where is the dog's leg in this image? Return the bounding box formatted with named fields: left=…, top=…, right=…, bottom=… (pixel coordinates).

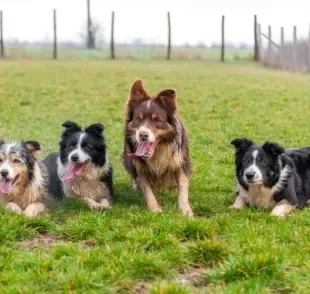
left=99, top=198, right=112, bottom=210
left=177, top=171, right=193, bottom=217
left=132, top=179, right=141, bottom=191
left=137, top=175, right=162, bottom=212
left=24, top=202, right=45, bottom=218
left=229, top=195, right=246, bottom=210
left=6, top=202, right=23, bottom=214
left=270, top=200, right=296, bottom=217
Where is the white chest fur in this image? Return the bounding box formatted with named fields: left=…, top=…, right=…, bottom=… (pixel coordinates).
left=240, top=185, right=276, bottom=208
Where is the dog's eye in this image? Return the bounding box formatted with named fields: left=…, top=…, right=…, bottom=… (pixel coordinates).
left=0, top=159, right=3, bottom=163
left=68, top=143, right=76, bottom=148
left=13, top=159, right=21, bottom=164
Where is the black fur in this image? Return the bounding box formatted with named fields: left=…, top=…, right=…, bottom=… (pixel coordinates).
left=231, top=137, right=309, bottom=208
left=43, top=121, right=113, bottom=199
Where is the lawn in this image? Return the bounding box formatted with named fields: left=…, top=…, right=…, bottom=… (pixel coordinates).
left=1, top=60, right=310, bottom=293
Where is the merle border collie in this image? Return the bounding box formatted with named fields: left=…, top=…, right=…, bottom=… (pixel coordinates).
left=230, top=138, right=309, bottom=217
left=43, top=121, right=113, bottom=211
left=122, top=78, right=193, bottom=217
left=0, top=140, right=47, bottom=217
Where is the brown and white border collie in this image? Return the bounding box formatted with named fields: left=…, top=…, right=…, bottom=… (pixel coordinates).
left=122, top=78, right=193, bottom=217
left=0, top=140, right=47, bottom=218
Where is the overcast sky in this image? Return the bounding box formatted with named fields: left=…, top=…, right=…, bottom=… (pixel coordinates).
left=1, top=0, right=310, bottom=45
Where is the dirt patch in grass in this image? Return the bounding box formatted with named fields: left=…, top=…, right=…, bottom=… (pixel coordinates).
left=176, top=267, right=207, bottom=286
left=18, top=234, right=64, bottom=251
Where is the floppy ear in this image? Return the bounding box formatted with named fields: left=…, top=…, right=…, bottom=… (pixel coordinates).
left=22, top=140, right=41, bottom=159
left=262, top=141, right=285, bottom=157
left=231, top=138, right=254, bottom=152
left=127, top=78, right=150, bottom=107
left=155, top=89, right=177, bottom=112
left=85, top=123, right=104, bottom=139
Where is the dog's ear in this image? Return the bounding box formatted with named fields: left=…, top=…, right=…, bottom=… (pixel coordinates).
left=262, top=141, right=285, bottom=157
left=127, top=78, right=150, bottom=106
left=231, top=138, right=254, bottom=154
left=61, top=121, right=82, bottom=135
left=22, top=140, right=41, bottom=159
left=155, top=89, right=177, bottom=112
left=85, top=123, right=104, bottom=139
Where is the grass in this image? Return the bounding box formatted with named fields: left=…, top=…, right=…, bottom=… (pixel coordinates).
left=1, top=60, right=310, bottom=293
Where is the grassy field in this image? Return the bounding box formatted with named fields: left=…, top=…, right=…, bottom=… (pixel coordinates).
left=1, top=60, right=310, bottom=293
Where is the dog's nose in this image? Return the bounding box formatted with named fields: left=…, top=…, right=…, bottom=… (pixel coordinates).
left=245, top=170, right=255, bottom=180
left=71, top=154, right=79, bottom=162
left=139, top=131, right=149, bottom=141
left=0, top=170, right=9, bottom=178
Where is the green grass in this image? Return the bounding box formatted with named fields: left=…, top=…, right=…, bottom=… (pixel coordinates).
left=1, top=60, right=310, bottom=293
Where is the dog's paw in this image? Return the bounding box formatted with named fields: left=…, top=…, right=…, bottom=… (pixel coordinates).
left=85, top=198, right=111, bottom=212
left=149, top=206, right=162, bottom=213
left=99, top=199, right=112, bottom=210
left=23, top=203, right=45, bottom=218
left=228, top=204, right=243, bottom=210
left=270, top=204, right=295, bottom=218
left=180, top=207, right=194, bottom=218
left=6, top=202, right=22, bottom=214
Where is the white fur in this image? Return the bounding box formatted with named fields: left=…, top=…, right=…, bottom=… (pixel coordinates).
left=271, top=163, right=292, bottom=194
left=243, top=150, right=263, bottom=183
left=229, top=195, right=246, bottom=209
left=136, top=125, right=156, bottom=143
left=32, top=162, right=44, bottom=188
left=24, top=202, right=45, bottom=218
left=270, top=200, right=295, bottom=217
left=68, top=133, right=91, bottom=163
left=146, top=100, right=152, bottom=110
left=6, top=202, right=22, bottom=213
left=0, top=160, right=15, bottom=180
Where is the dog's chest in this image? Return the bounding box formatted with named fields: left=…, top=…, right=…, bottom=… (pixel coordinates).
left=64, top=178, right=109, bottom=201
left=245, top=185, right=276, bottom=208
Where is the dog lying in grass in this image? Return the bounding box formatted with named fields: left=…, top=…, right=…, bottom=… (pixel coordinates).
left=0, top=140, right=47, bottom=218
left=122, top=78, right=193, bottom=217
left=230, top=138, right=310, bottom=217
left=43, top=121, right=113, bottom=211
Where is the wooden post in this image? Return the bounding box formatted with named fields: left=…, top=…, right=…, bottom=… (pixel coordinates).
left=221, top=15, right=225, bottom=62
left=53, top=9, right=57, bottom=60
left=293, top=25, right=297, bottom=70
left=0, top=11, right=4, bottom=58
left=167, top=12, right=171, bottom=60
left=87, top=0, right=94, bottom=49
left=308, top=24, right=310, bottom=72
left=254, top=15, right=259, bottom=61
left=110, top=11, right=115, bottom=59
left=257, top=24, right=262, bottom=61
left=280, top=27, right=285, bottom=68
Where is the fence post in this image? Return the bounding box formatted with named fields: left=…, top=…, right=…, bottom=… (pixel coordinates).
left=53, top=9, right=57, bottom=60
left=110, top=11, right=115, bottom=59
left=0, top=10, right=4, bottom=58
left=221, top=15, right=225, bottom=62
left=254, top=15, right=259, bottom=61
left=167, top=12, right=171, bottom=60
left=308, top=24, right=310, bottom=72
left=257, top=24, right=262, bottom=59
left=293, top=25, right=297, bottom=70
left=280, top=27, right=285, bottom=68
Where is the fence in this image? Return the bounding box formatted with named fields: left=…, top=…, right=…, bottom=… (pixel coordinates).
left=258, top=22, right=310, bottom=72
left=0, top=9, right=258, bottom=62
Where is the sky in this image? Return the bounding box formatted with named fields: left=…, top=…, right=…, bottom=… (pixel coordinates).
left=1, top=0, right=310, bottom=45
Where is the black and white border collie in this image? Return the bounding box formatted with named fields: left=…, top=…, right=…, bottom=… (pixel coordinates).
left=230, top=138, right=308, bottom=217
left=43, top=121, right=113, bottom=211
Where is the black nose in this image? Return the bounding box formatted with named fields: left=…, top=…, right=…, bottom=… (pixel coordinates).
left=245, top=170, right=255, bottom=180
left=1, top=170, right=8, bottom=178
left=71, top=154, right=79, bottom=162
left=139, top=131, right=149, bottom=141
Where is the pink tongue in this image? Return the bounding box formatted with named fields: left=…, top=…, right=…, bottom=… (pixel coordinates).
left=135, top=143, right=152, bottom=157
left=61, top=162, right=87, bottom=182
left=1, top=180, right=13, bottom=194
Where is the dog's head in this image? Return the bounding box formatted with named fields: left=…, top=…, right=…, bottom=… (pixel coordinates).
left=0, top=140, right=41, bottom=194
left=126, top=78, right=176, bottom=159
left=231, top=138, right=285, bottom=186
left=59, top=121, right=106, bottom=182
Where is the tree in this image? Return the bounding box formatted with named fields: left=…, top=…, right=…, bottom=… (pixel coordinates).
left=80, top=19, right=105, bottom=49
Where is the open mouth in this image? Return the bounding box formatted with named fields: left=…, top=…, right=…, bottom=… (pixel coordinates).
left=0, top=176, right=18, bottom=194
left=128, top=141, right=158, bottom=159
left=61, top=160, right=89, bottom=182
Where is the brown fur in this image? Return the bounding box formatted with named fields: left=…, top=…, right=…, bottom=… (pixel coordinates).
left=122, top=78, right=193, bottom=216
left=0, top=142, right=48, bottom=218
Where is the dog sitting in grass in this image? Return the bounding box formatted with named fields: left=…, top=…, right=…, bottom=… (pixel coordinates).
left=43, top=121, right=113, bottom=211
left=122, top=78, right=193, bottom=217
left=230, top=138, right=309, bottom=217
left=0, top=140, right=48, bottom=218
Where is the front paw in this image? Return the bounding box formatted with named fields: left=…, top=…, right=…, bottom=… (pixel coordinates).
left=228, top=204, right=243, bottom=210
left=148, top=205, right=162, bottom=213
left=6, top=202, right=22, bottom=214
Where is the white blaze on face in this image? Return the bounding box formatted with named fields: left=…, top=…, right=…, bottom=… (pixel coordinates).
left=69, top=133, right=91, bottom=163
left=135, top=125, right=156, bottom=143
left=244, top=149, right=263, bottom=184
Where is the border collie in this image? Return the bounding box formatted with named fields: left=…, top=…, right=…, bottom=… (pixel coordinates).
left=0, top=140, right=47, bottom=217
left=122, top=78, right=193, bottom=216
left=43, top=121, right=113, bottom=211
left=230, top=138, right=308, bottom=217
